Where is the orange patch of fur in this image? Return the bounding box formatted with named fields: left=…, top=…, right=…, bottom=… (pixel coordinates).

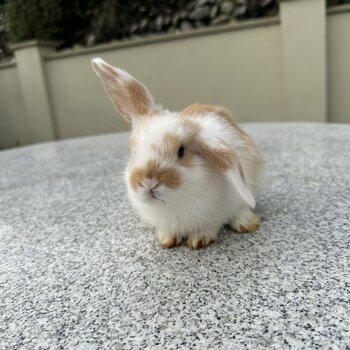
left=181, top=103, right=256, bottom=148
left=97, top=64, right=159, bottom=122
left=181, top=118, right=201, bottom=136
left=163, top=132, right=182, bottom=158
left=198, top=141, right=235, bottom=172
left=129, top=160, right=181, bottom=191
left=161, top=130, right=198, bottom=167
left=181, top=103, right=264, bottom=185
left=181, top=103, right=240, bottom=130
left=127, top=80, right=152, bottom=116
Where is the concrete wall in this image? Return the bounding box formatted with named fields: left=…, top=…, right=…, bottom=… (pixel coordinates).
left=280, top=0, right=326, bottom=122
left=327, top=6, right=350, bottom=124
left=45, top=19, right=282, bottom=139
left=0, top=63, right=28, bottom=149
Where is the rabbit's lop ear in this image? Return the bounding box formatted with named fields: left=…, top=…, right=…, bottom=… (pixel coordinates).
left=91, top=58, right=159, bottom=123
left=199, top=136, right=256, bottom=208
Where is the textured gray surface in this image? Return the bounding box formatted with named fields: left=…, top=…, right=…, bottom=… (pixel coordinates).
left=0, top=123, right=349, bottom=349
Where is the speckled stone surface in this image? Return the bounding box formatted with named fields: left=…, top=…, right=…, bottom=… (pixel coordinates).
left=0, top=124, right=349, bottom=349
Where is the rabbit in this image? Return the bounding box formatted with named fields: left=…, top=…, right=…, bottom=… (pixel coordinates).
left=92, top=58, right=264, bottom=249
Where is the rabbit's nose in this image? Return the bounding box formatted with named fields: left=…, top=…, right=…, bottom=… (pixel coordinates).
left=141, top=178, right=160, bottom=190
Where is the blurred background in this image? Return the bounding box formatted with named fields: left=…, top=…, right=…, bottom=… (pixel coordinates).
left=0, top=0, right=349, bottom=150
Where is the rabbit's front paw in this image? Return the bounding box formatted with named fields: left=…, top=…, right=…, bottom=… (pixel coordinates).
left=231, top=208, right=260, bottom=233
left=158, top=231, right=182, bottom=248
left=187, top=231, right=217, bottom=249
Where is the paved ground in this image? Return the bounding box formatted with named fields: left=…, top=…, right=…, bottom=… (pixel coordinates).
left=0, top=124, right=349, bottom=349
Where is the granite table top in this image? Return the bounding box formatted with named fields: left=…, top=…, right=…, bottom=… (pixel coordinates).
left=0, top=123, right=349, bottom=349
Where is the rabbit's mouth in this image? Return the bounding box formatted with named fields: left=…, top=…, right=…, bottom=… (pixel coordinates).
left=149, top=193, right=166, bottom=205
left=149, top=188, right=158, bottom=199
left=141, top=188, right=166, bottom=204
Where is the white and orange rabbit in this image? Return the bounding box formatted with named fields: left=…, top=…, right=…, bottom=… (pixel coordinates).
left=92, top=58, right=264, bottom=249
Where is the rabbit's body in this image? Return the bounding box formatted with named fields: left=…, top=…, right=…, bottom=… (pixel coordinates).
left=92, top=58, right=264, bottom=249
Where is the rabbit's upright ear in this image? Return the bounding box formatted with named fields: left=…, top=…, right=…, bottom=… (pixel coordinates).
left=91, top=58, right=160, bottom=123
left=198, top=135, right=256, bottom=208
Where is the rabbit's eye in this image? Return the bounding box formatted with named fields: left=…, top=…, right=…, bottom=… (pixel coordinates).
left=177, top=146, right=185, bottom=158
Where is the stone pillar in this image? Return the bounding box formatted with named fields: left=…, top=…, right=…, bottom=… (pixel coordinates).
left=11, top=40, right=59, bottom=143
left=279, top=0, right=327, bottom=122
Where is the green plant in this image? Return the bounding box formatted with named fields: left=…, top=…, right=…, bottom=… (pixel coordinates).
left=1, top=0, right=280, bottom=56
left=5, top=0, right=63, bottom=42
left=0, top=0, right=10, bottom=59
left=5, top=0, right=91, bottom=46
left=87, top=0, right=193, bottom=43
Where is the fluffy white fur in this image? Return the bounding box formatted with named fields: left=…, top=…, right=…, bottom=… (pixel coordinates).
left=92, top=58, right=264, bottom=248
left=127, top=112, right=262, bottom=243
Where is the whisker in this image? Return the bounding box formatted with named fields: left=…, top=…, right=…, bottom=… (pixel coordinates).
left=96, top=117, right=129, bottom=133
